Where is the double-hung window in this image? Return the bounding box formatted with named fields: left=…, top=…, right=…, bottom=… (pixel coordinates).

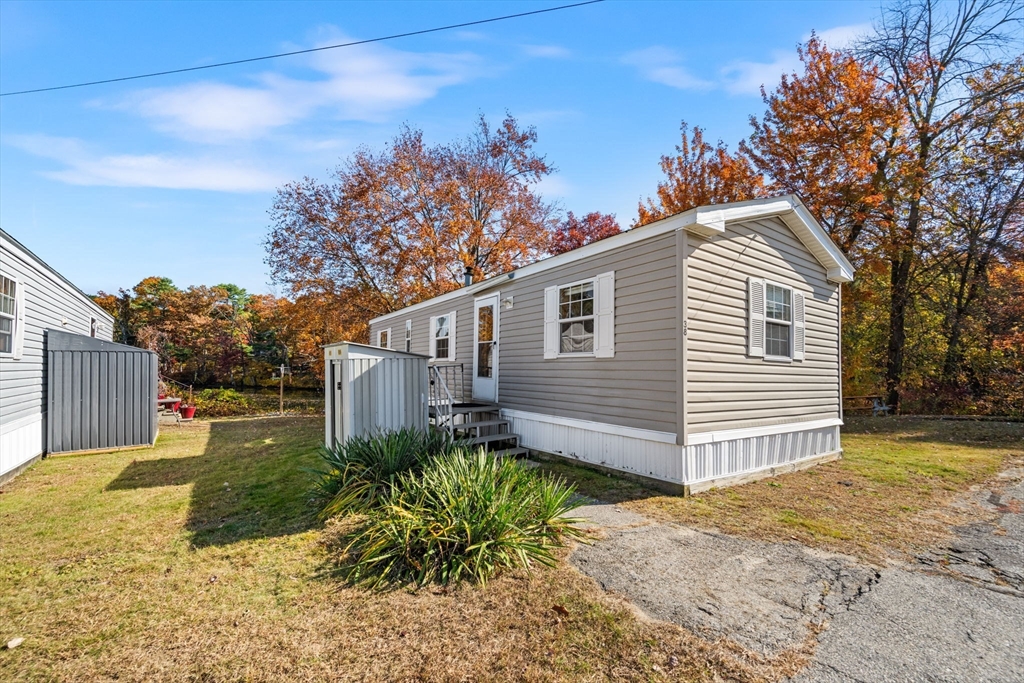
left=748, top=277, right=805, bottom=361
left=0, top=275, right=16, bottom=355
left=543, top=271, right=615, bottom=359
left=377, top=328, right=390, bottom=349
left=558, top=281, right=594, bottom=353
left=764, top=283, right=792, bottom=358
left=404, top=320, right=412, bottom=353
left=429, top=311, right=456, bottom=361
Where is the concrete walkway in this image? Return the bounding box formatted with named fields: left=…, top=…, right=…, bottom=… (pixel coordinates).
left=570, top=471, right=1024, bottom=682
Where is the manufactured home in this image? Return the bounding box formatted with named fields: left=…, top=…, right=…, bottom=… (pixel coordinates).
left=368, top=195, right=855, bottom=493
left=0, top=229, right=158, bottom=484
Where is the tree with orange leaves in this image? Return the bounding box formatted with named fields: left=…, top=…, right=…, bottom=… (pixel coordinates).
left=743, top=36, right=906, bottom=258
left=267, top=114, right=556, bottom=321
left=550, top=211, right=621, bottom=255
left=636, top=121, right=765, bottom=226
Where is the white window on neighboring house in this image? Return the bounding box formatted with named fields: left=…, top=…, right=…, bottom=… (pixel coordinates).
left=377, top=328, right=391, bottom=349
left=404, top=320, right=412, bottom=353
left=0, top=274, right=22, bottom=357
left=429, top=311, right=456, bottom=361
left=544, top=271, right=615, bottom=359
left=748, top=277, right=805, bottom=361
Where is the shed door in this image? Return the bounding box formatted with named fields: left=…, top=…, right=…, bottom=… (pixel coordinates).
left=473, top=295, right=499, bottom=402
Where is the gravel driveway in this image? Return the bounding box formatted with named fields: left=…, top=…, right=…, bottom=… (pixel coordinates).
left=571, top=469, right=1024, bottom=682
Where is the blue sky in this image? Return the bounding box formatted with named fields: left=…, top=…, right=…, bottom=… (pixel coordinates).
left=0, top=0, right=879, bottom=295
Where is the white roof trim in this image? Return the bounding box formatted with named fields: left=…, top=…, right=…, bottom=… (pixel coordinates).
left=0, top=228, right=115, bottom=322
left=369, top=194, right=854, bottom=324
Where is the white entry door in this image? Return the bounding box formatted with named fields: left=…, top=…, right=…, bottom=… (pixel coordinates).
left=473, top=294, right=499, bottom=402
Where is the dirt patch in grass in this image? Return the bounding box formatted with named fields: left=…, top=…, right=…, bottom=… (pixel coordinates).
left=541, top=417, right=1024, bottom=563
left=1, top=417, right=803, bottom=682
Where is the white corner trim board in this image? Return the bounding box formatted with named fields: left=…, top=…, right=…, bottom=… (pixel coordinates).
left=687, top=417, right=843, bottom=446
left=499, top=408, right=677, bottom=444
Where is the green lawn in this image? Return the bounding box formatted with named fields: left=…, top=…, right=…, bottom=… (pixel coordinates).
left=0, top=417, right=790, bottom=682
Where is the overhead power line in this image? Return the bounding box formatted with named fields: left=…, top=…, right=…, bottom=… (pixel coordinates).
left=0, top=0, right=604, bottom=98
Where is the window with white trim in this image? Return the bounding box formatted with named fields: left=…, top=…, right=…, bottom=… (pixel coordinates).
left=544, top=271, right=615, bottom=359
left=0, top=275, right=15, bottom=354
left=404, top=320, right=412, bottom=353
left=765, top=283, right=791, bottom=358
left=429, top=311, right=456, bottom=361
left=748, top=277, right=805, bottom=361
left=377, top=328, right=391, bottom=349
left=558, top=281, right=594, bottom=353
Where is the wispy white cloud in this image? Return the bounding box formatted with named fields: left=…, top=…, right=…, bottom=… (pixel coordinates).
left=521, top=44, right=571, bottom=59
left=720, top=50, right=803, bottom=96
left=8, top=134, right=283, bottom=192
left=806, top=22, right=873, bottom=49
left=622, top=47, right=714, bottom=91
left=534, top=173, right=571, bottom=199
left=115, top=31, right=480, bottom=142
left=627, top=22, right=873, bottom=98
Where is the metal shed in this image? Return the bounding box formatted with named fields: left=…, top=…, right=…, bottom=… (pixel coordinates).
left=46, top=329, right=158, bottom=454
left=324, top=342, right=429, bottom=447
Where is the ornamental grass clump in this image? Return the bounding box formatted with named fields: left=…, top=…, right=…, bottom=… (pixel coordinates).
left=313, top=428, right=460, bottom=516
left=343, top=448, right=585, bottom=588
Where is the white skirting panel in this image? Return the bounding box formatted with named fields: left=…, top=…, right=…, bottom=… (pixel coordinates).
left=683, top=424, right=840, bottom=485
left=1, top=413, right=45, bottom=480
left=502, top=409, right=842, bottom=489
left=501, top=408, right=683, bottom=483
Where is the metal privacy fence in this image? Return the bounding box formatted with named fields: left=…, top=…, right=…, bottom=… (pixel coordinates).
left=46, top=330, right=158, bottom=454
left=324, top=342, right=429, bottom=447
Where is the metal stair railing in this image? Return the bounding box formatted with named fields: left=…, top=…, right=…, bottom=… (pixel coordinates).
left=429, top=365, right=455, bottom=436
left=429, top=363, right=468, bottom=403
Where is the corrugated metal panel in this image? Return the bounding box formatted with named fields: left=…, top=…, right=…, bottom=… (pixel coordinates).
left=683, top=424, right=840, bottom=484
left=46, top=330, right=157, bottom=454
left=324, top=343, right=429, bottom=446
left=503, top=409, right=684, bottom=484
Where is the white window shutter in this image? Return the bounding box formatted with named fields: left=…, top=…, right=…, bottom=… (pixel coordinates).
left=543, top=285, right=558, bottom=359
left=13, top=278, right=25, bottom=360
left=447, top=310, right=456, bottom=361
left=594, top=271, right=615, bottom=358
left=793, top=291, right=806, bottom=361
left=428, top=316, right=437, bottom=359
left=748, top=277, right=765, bottom=358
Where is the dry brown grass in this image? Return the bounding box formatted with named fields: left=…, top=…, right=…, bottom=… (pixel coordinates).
left=545, top=417, right=1024, bottom=563
left=1, top=416, right=804, bottom=682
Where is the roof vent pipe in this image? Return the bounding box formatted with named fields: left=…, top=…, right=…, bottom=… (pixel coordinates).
left=464, top=265, right=474, bottom=287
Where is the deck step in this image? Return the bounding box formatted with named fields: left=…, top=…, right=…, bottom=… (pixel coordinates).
left=492, top=447, right=530, bottom=459
left=453, top=419, right=508, bottom=431
left=471, top=432, right=520, bottom=445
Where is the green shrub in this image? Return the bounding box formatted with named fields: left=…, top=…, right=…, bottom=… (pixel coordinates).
left=343, top=448, right=584, bottom=587
left=313, top=428, right=461, bottom=516
left=192, top=388, right=255, bottom=417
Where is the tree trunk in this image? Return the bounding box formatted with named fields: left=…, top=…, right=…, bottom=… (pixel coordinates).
left=885, top=247, right=914, bottom=412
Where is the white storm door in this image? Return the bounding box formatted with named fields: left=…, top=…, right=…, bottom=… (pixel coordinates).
left=473, top=295, right=499, bottom=402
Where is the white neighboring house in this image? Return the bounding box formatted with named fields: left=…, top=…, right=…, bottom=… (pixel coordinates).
left=368, top=195, right=856, bottom=493
left=0, top=228, right=115, bottom=483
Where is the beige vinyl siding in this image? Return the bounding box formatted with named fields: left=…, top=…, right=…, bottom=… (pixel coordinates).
left=370, top=232, right=680, bottom=434
left=685, top=215, right=840, bottom=434
left=370, top=294, right=474, bottom=366
left=0, top=233, right=114, bottom=430
left=494, top=232, right=678, bottom=434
